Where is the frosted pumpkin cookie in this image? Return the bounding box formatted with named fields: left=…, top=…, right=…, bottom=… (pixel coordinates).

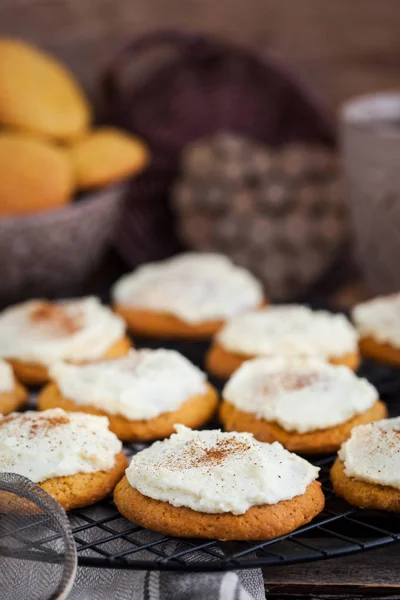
left=0, top=296, right=130, bottom=385
left=114, top=425, right=324, bottom=540
left=0, top=409, right=127, bottom=511
left=112, top=252, right=265, bottom=339
left=206, top=305, right=360, bottom=379
left=68, top=127, right=149, bottom=190
left=39, top=348, right=218, bottom=441
left=0, top=39, right=91, bottom=141
left=0, top=358, right=27, bottom=415
left=331, top=417, right=400, bottom=512
left=352, top=293, right=400, bottom=366
left=220, top=357, right=386, bottom=454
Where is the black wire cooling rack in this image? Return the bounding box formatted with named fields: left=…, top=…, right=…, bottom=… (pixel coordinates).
left=58, top=338, right=400, bottom=572
left=3, top=328, right=400, bottom=572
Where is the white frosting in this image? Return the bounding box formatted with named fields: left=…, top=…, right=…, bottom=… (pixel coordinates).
left=223, top=357, right=378, bottom=433
left=0, top=359, right=14, bottom=393
left=0, top=296, right=126, bottom=366
left=217, top=305, right=358, bottom=359
left=352, top=293, right=400, bottom=348
left=50, top=349, right=207, bottom=421
left=112, top=252, right=264, bottom=324
left=0, top=408, right=122, bottom=484
left=339, top=417, right=400, bottom=489
left=126, top=425, right=319, bottom=515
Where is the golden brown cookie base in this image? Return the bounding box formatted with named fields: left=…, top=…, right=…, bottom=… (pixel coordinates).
left=38, top=451, right=128, bottom=511
left=359, top=336, right=400, bottom=367
left=331, top=458, right=400, bottom=512
left=114, top=305, right=228, bottom=340
left=114, top=477, right=324, bottom=540
left=0, top=452, right=128, bottom=514
left=0, top=381, right=28, bottom=415
left=206, top=342, right=361, bottom=379
left=38, top=383, right=219, bottom=442
left=7, top=335, right=132, bottom=386
left=220, top=400, right=387, bottom=454
left=114, top=302, right=266, bottom=340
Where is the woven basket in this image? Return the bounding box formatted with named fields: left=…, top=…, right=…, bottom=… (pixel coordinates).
left=0, top=184, right=125, bottom=303
left=101, top=29, right=336, bottom=268
left=341, top=92, right=400, bottom=295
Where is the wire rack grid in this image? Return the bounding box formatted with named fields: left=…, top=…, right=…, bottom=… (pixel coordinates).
left=2, top=338, right=400, bottom=572
left=66, top=341, right=400, bottom=572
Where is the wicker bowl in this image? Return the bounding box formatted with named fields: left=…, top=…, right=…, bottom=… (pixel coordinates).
left=0, top=184, right=125, bottom=302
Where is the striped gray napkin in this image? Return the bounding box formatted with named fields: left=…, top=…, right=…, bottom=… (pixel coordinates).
left=70, top=566, right=265, bottom=600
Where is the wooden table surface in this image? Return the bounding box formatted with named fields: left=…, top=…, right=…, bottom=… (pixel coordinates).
left=263, top=544, right=400, bottom=598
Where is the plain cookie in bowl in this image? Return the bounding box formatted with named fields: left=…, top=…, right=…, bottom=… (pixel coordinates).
left=68, top=127, right=149, bottom=190
left=206, top=305, right=360, bottom=379
left=112, top=252, right=265, bottom=340
left=352, top=293, right=400, bottom=367
left=0, top=358, right=27, bottom=415
left=331, top=417, right=400, bottom=512
left=0, top=296, right=131, bottom=385
left=39, top=348, right=218, bottom=441
left=0, top=38, right=91, bottom=141
left=220, top=357, right=387, bottom=454
left=0, top=133, right=74, bottom=216
left=0, top=409, right=127, bottom=511
left=114, top=425, right=325, bottom=540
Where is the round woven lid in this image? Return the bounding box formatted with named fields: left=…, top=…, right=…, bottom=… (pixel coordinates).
left=101, top=30, right=336, bottom=265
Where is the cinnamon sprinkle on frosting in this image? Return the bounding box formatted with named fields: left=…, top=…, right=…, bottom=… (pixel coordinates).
left=0, top=408, right=122, bottom=484
left=223, top=357, right=378, bottom=434
left=178, top=437, right=252, bottom=470
left=126, top=425, right=320, bottom=515
left=30, top=301, right=81, bottom=335
left=0, top=297, right=126, bottom=366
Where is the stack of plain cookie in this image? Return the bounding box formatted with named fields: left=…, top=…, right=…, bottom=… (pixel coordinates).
left=0, top=38, right=149, bottom=216
left=1, top=257, right=399, bottom=538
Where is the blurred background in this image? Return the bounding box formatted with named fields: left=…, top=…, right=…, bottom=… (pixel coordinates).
left=1, top=0, right=400, bottom=306
left=5, top=1, right=399, bottom=106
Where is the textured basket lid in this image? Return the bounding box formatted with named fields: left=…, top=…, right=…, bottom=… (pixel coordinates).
left=101, top=30, right=336, bottom=265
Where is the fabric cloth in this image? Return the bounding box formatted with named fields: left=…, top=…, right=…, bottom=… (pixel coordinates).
left=70, top=567, right=265, bottom=600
